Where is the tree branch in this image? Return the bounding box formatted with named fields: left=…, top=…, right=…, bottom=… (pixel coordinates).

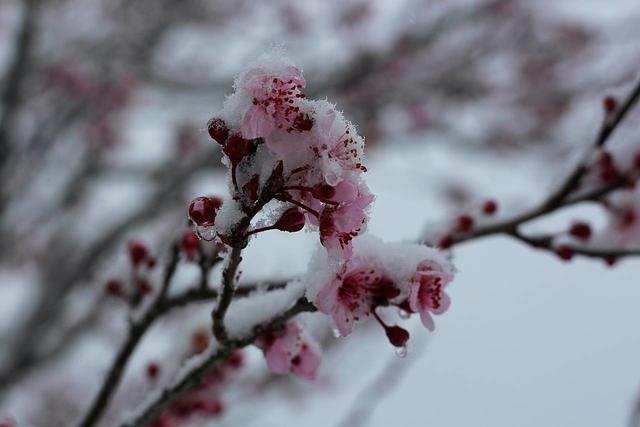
left=121, top=297, right=316, bottom=427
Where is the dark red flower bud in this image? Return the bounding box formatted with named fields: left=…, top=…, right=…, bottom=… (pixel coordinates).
left=138, top=279, right=153, bottom=295
left=437, top=234, right=454, bottom=249
left=385, top=325, right=410, bottom=348
left=227, top=351, right=244, bottom=369
left=455, top=214, right=474, bottom=233
left=128, top=240, right=149, bottom=266
left=207, top=118, right=229, bottom=145
left=223, top=133, right=254, bottom=166
left=569, top=221, right=592, bottom=241
left=105, top=279, right=123, bottom=296
left=188, top=196, right=222, bottom=227
left=312, top=183, right=336, bottom=201
left=147, top=362, right=160, bottom=380
left=482, top=199, right=498, bottom=215
left=597, top=151, right=618, bottom=183
left=633, top=152, right=640, bottom=171
left=555, top=245, right=574, bottom=261
left=603, top=96, right=617, bottom=114
left=181, top=231, right=200, bottom=258
left=274, top=208, right=305, bottom=232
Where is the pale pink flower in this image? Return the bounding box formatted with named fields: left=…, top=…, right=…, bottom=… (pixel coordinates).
left=311, top=102, right=366, bottom=185
left=315, top=263, right=390, bottom=336
left=240, top=66, right=312, bottom=155
left=408, top=260, right=454, bottom=331
left=319, top=186, right=373, bottom=256
left=262, top=322, right=321, bottom=380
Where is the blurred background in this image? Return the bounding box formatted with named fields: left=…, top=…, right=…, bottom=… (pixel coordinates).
left=0, top=0, right=639, bottom=426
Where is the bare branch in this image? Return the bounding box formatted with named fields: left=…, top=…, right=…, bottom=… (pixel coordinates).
left=121, top=297, right=316, bottom=427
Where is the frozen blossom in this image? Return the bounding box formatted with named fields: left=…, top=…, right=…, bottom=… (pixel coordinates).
left=194, top=50, right=373, bottom=256
left=306, top=235, right=455, bottom=344
left=192, top=51, right=455, bottom=377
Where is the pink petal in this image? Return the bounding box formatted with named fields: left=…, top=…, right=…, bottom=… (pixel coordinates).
left=334, top=305, right=354, bottom=336
left=241, top=105, right=274, bottom=139
left=332, top=179, right=359, bottom=203
left=419, top=310, right=435, bottom=332
left=315, top=279, right=339, bottom=314
left=292, top=344, right=321, bottom=381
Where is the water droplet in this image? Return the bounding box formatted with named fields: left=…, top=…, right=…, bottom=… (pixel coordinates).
left=196, top=225, right=217, bottom=241
left=398, top=308, right=410, bottom=320
left=331, top=328, right=342, bottom=338
left=395, top=345, right=408, bottom=358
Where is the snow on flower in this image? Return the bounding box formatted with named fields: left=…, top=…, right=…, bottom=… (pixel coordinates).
left=306, top=236, right=455, bottom=345
left=198, top=50, right=371, bottom=256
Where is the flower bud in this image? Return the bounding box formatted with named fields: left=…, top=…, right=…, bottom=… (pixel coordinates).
left=274, top=208, right=305, bottom=232
left=188, top=196, right=222, bottom=227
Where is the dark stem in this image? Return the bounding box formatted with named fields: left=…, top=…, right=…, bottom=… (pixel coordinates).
left=212, top=246, right=244, bottom=344
left=121, top=297, right=316, bottom=427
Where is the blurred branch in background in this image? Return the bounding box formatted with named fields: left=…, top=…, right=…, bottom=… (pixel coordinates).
left=0, top=0, right=638, bottom=426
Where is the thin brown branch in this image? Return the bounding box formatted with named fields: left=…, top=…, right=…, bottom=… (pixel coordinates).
left=76, top=244, right=182, bottom=427
left=121, top=297, right=316, bottom=427
left=509, top=230, right=640, bottom=260
left=443, top=78, right=640, bottom=249
left=212, top=246, right=243, bottom=344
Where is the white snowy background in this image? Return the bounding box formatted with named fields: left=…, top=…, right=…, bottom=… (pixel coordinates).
left=1, top=0, right=639, bottom=426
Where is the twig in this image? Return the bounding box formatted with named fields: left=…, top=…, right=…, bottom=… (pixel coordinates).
left=76, top=244, right=182, bottom=427
left=509, top=230, right=640, bottom=259
left=443, top=78, right=640, bottom=250
left=121, top=297, right=316, bottom=427
left=212, top=246, right=243, bottom=345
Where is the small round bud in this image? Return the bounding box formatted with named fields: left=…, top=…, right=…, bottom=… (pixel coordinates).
left=128, top=240, right=149, bottom=266
left=633, top=152, right=640, bottom=171
left=181, top=231, right=200, bottom=258
left=603, top=96, right=617, bottom=114
left=569, top=222, right=592, bottom=241
left=274, top=208, right=305, bottom=232
left=146, top=362, right=160, bottom=380
left=104, top=279, right=123, bottom=297
left=223, top=134, right=254, bottom=165
left=207, top=118, right=229, bottom=145
left=437, top=234, right=454, bottom=249
left=482, top=199, right=498, bottom=215
left=554, top=245, right=574, bottom=261
left=188, top=196, right=222, bottom=227
left=455, top=214, right=474, bottom=233
left=385, top=325, right=410, bottom=348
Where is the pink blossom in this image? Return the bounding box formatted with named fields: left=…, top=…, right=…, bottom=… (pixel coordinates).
left=261, top=322, right=321, bottom=380
left=240, top=66, right=311, bottom=155
left=319, top=186, right=373, bottom=256
left=408, top=260, right=454, bottom=331
left=315, top=263, right=388, bottom=336
left=311, top=102, right=366, bottom=185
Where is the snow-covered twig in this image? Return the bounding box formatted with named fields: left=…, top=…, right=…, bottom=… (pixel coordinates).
left=120, top=297, right=316, bottom=427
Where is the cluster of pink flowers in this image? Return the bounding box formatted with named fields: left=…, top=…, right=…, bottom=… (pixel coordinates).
left=188, top=53, right=455, bottom=381
left=307, top=236, right=454, bottom=349
left=195, top=54, right=371, bottom=257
